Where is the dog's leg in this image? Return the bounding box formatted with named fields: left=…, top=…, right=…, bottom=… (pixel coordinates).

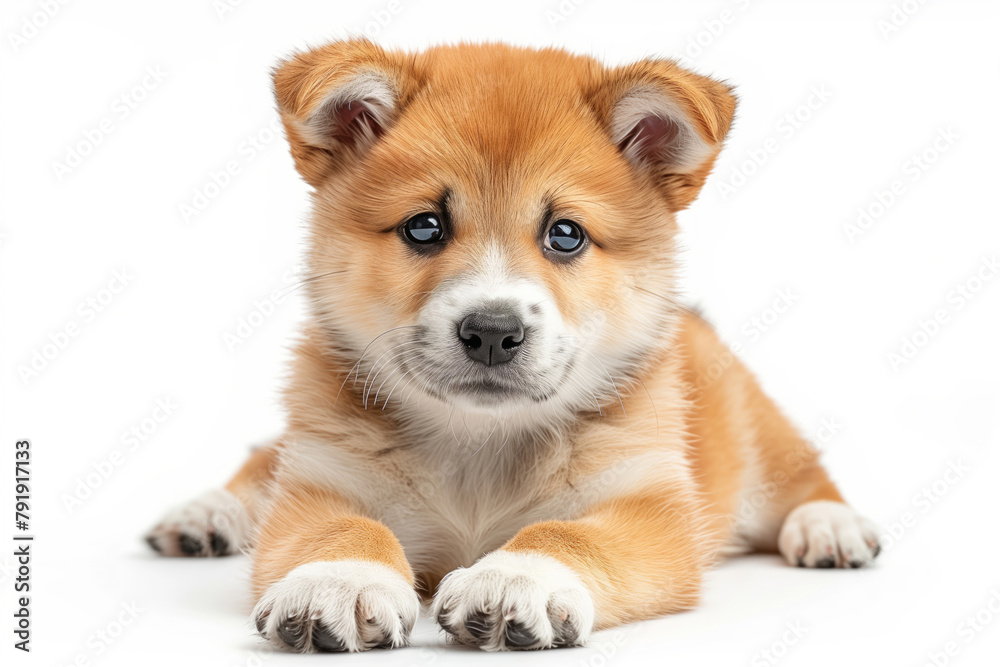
left=738, top=429, right=881, bottom=568
left=433, top=489, right=712, bottom=651
left=250, top=486, right=419, bottom=653
left=769, top=455, right=881, bottom=568
left=677, top=311, right=881, bottom=568
left=145, top=440, right=279, bottom=557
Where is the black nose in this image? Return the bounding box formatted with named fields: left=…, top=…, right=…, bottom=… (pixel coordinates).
left=458, top=311, right=525, bottom=366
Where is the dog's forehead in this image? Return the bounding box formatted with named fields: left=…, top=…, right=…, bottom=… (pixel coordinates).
left=415, top=44, right=601, bottom=112
left=405, top=45, right=606, bottom=167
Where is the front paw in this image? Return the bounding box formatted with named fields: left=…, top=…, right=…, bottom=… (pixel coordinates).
left=253, top=560, right=419, bottom=653
left=778, top=500, right=881, bottom=568
left=145, top=488, right=250, bottom=557
left=432, top=551, right=595, bottom=651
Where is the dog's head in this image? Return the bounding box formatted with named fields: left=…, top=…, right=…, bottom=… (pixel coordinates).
left=275, top=41, right=734, bottom=416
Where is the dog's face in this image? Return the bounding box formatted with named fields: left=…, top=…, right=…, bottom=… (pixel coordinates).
left=275, top=42, right=734, bottom=414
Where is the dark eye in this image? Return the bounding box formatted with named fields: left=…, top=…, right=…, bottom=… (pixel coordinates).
left=402, top=213, right=444, bottom=245
left=544, top=220, right=585, bottom=254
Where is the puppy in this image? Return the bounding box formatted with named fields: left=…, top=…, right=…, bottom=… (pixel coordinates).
left=147, top=40, right=880, bottom=652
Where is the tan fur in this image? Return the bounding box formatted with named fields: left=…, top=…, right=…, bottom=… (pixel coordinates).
left=677, top=314, right=844, bottom=550
left=151, top=39, right=877, bottom=651
left=251, top=485, right=414, bottom=599
left=223, top=441, right=281, bottom=523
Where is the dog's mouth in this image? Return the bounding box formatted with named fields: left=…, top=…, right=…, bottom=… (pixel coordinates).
left=448, top=379, right=559, bottom=404
left=450, top=378, right=553, bottom=403
left=399, top=350, right=574, bottom=406
left=454, top=377, right=519, bottom=394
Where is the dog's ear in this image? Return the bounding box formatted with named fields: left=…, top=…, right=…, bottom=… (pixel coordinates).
left=590, top=59, right=736, bottom=210
left=273, top=39, right=421, bottom=187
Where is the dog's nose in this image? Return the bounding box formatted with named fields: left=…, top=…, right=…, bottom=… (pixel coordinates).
left=458, top=311, right=525, bottom=366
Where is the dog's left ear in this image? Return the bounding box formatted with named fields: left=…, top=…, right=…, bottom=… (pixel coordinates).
left=590, top=59, right=737, bottom=210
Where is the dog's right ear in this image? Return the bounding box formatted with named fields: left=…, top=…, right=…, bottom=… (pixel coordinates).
left=273, top=39, right=421, bottom=187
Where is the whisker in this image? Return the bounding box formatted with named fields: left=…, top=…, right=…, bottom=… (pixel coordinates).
left=368, top=342, right=422, bottom=406
left=372, top=363, right=404, bottom=408
left=364, top=341, right=422, bottom=408
left=460, top=411, right=474, bottom=442
left=380, top=368, right=412, bottom=410
left=333, top=325, right=420, bottom=406
left=633, top=377, right=660, bottom=441
left=353, top=325, right=422, bottom=386
left=375, top=348, right=433, bottom=410
left=590, top=391, right=604, bottom=416
left=399, top=362, right=430, bottom=406
left=493, top=418, right=513, bottom=456
left=634, top=286, right=687, bottom=314
left=581, top=352, right=626, bottom=415
left=272, top=269, right=346, bottom=301
left=468, top=413, right=502, bottom=458
left=361, top=340, right=419, bottom=393
left=448, top=406, right=462, bottom=447
left=557, top=336, right=628, bottom=416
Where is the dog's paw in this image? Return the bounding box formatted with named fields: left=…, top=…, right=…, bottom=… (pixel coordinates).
left=253, top=560, right=419, bottom=653
left=432, top=551, right=594, bottom=651
left=778, top=500, right=881, bottom=568
left=145, top=488, right=250, bottom=557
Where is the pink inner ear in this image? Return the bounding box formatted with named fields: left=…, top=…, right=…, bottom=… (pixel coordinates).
left=337, top=101, right=367, bottom=126
left=621, top=115, right=680, bottom=160
left=335, top=101, right=384, bottom=141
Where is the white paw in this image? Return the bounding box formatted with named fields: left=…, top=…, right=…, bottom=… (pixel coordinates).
left=253, top=560, right=419, bottom=653
left=778, top=500, right=881, bottom=568
left=432, top=551, right=594, bottom=651
left=145, top=488, right=250, bottom=557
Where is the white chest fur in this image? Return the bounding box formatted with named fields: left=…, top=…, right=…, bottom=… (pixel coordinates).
left=279, top=404, right=691, bottom=580
left=281, top=414, right=583, bottom=575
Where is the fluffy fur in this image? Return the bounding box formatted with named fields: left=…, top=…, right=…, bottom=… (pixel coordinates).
left=146, top=40, right=880, bottom=653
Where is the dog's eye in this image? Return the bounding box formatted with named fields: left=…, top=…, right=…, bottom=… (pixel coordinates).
left=402, top=213, right=444, bottom=245
left=544, top=220, right=585, bottom=254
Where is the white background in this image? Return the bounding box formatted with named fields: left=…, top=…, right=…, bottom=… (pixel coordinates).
left=3, top=0, right=999, bottom=665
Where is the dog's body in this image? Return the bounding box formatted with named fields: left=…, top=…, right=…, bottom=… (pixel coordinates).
left=147, top=41, right=880, bottom=653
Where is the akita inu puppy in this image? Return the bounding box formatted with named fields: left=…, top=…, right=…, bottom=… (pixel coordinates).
left=147, top=40, right=880, bottom=653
